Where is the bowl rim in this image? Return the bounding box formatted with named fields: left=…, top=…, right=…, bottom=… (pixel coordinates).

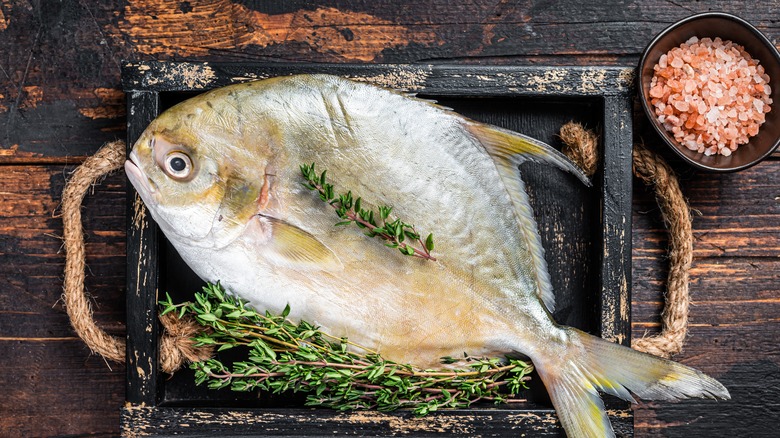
left=638, top=11, right=780, bottom=172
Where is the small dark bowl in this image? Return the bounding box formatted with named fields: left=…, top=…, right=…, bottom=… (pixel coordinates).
left=639, top=12, right=780, bottom=172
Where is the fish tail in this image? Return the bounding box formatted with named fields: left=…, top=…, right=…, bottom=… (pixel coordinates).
left=533, top=327, right=729, bottom=438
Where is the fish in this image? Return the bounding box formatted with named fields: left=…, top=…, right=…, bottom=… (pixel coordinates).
left=124, top=74, right=729, bottom=437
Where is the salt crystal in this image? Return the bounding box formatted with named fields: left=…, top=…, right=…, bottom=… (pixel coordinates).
left=674, top=100, right=690, bottom=112
left=706, top=107, right=720, bottom=122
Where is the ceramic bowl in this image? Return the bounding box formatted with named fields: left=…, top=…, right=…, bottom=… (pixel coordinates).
left=638, top=12, right=780, bottom=172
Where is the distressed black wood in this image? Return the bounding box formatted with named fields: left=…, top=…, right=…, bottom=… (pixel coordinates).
left=121, top=406, right=634, bottom=437
left=122, top=62, right=634, bottom=97
left=600, top=96, right=634, bottom=346
left=1, top=3, right=777, bottom=437
left=122, top=62, right=634, bottom=436
left=126, top=91, right=162, bottom=405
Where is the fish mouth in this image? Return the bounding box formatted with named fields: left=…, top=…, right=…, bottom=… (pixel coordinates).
left=124, top=151, right=158, bottom=200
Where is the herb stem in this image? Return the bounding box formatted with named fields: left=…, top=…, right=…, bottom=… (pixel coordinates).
left=300, top=163, right=436, bottom=261
left=343, top=209, right=436, bottom=261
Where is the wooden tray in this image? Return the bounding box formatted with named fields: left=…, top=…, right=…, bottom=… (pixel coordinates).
left=121, top=62, right=635, bottom=437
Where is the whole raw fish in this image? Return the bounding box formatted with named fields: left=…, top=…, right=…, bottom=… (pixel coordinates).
left=125, top=74, right=728, bottom=437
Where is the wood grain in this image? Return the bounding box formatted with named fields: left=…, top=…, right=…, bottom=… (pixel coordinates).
left=631, top=155, right=780, bottom=436
left=0, top=166, right=126, bottom=437
left=0, top=0, right=778, bottom=436
left=121, top=406, right=634, bottom=437
left=1, top=1, right=778, bottom=161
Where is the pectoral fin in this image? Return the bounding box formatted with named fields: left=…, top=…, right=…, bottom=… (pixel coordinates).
left=257, top=215, right=342, bottom=271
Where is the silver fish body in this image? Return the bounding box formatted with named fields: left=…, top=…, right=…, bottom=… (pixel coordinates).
left=125, top=74, right=728, bottom=438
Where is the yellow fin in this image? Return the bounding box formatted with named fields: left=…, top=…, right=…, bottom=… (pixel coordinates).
left=465, top=122, right=591, bottom=186
left=260, top=216, right=342, bottom=271
left=532, top=327, right=729, bottom=438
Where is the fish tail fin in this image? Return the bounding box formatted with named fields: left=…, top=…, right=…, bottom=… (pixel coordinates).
left=533, top=327, right=729, bottom=438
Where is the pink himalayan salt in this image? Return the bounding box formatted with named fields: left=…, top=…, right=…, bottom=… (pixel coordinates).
left=649, top=36, right=773, bottom=157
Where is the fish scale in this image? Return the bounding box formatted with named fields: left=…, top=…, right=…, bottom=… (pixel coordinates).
left=125, top=74, right=729, bottom=438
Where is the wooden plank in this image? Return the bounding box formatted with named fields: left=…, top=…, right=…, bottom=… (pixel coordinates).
left=0, top=340, right=125, bottom=437
left=632, top=156, right=780, bottom=259
left=600, top=96, right=634, bottom=346
left=0, top=165, right=126, bottom=437
left=122, top=62, right=635, bottom=96
left=121, top=406, right=634, bottom=437
left=629, top=158, right=780, bottom=436
left=0, top=166, right=126, bottom=337
left=125, top=91, right=161, bottom=405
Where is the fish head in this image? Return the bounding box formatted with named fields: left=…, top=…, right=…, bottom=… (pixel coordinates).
left=125, top=92, right=272, bottom=249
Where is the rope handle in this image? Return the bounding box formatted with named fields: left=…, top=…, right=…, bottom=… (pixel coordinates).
left=60, top=140, right=212, bottom=372
left=560, top=122, right=689, bottom=358
left=60, top=124, right=689, bottom=372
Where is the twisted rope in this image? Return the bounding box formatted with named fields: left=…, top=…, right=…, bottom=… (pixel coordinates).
left=629, top=142, right=692, bottom=358
left=558, top=122, right=691, bottom=358
left=61, top=126, right=691, bottom=372
left=60, top=140, right=213, bottom=373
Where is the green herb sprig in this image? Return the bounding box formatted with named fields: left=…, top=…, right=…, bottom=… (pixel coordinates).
left=300, top=163, right=436, bottom=261
left=160, top=283, right=533, bottom=415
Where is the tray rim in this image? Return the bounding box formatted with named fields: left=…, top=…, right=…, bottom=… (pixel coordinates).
left=122, top=61, right=635, bottom=436
left=122, top=61, right=635, bottom=96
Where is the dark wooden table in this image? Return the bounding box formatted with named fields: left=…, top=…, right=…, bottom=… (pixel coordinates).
left=1, top=1, right=778, bottom=436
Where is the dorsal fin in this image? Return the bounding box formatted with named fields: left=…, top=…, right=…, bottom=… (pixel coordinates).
left=466, top=122, right=591, bottom=186
left=465, top=122, right=591, bottom=313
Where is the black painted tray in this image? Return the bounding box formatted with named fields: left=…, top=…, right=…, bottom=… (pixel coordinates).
left=121, top=62, right=635, bottom=437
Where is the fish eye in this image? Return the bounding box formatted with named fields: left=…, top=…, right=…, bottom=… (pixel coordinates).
left=164, top=151, right=193, bottom=180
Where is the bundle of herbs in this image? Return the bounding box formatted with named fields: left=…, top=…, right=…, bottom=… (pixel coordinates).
left=160, top=282, right=533, bottom=416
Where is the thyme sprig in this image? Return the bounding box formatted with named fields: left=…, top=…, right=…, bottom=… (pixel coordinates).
left=160, top=283, right=533, bottom=415
left=300, top=163, right=436, bottom=261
